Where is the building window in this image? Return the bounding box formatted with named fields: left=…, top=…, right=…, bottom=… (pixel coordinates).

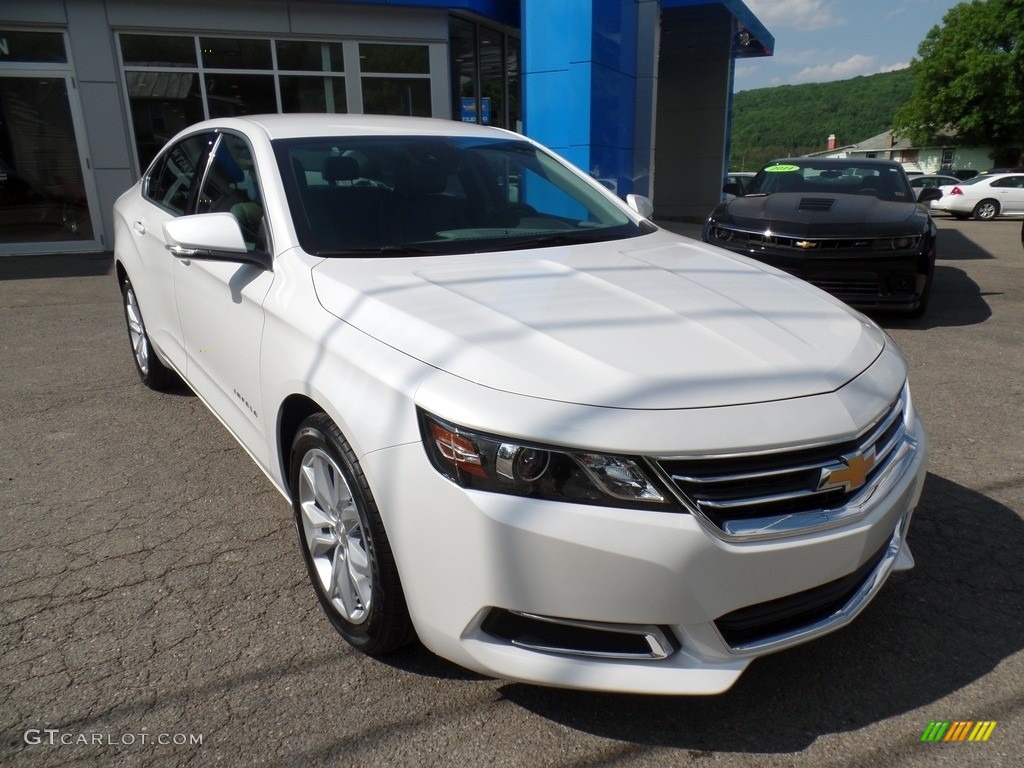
left=449, top=17, right=520, bottom=130
left=0, top=29, right=68, bottom=63
left=359, top=43, right=431, bottom=117
left=118, top=34, right=438, bottom=173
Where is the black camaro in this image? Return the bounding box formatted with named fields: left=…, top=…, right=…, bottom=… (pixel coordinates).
left=704, top=158, right=942, bottom=316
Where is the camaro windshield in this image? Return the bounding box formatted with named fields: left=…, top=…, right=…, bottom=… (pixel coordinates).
left=274, top=135, right=652, bottom=257
left=745, top=161, right=914, bottom=202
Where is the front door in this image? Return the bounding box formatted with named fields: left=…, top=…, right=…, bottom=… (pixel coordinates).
left=173, top=131, right=274, bottom=463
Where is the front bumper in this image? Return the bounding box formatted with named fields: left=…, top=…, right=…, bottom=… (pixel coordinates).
left=361, top=401, right=928, bottom=695
left=732, top=250, right=928, bottom=312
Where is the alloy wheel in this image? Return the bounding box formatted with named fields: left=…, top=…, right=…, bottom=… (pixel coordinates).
left=124, top=286, right=150, bottom=375
left=297, top=447, right=372, bottom=624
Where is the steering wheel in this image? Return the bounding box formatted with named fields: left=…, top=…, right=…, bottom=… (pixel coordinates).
left=484, top=203, right=538, bottom=228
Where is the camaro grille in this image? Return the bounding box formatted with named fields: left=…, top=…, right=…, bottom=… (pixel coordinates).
left=805, top=275, right=881, bottom=295
left=655, top=393, right=907, bottom=539
left=710, top=227, right=922, bottom=254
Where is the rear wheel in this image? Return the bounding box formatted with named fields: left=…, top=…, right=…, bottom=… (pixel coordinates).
left=120, top=277, right=175, bottom=390
left=290, top=413, right=414, bottom=655
left=972, top=199, right=999, bottom=220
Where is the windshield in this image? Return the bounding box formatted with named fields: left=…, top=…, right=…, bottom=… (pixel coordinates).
left=274, top=135, right=652, bottom=256
left=745, top=161, right=914, bottom=203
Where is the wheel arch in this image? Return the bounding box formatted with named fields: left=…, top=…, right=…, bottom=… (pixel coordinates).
left=277, top=393, right=325, bottom=496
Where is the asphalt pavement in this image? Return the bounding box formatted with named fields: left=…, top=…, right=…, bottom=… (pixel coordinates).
left=1, top=217, right=1022, bottom=767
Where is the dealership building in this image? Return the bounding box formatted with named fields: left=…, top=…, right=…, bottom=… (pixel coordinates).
left=0, top=0, right=771, bottom=255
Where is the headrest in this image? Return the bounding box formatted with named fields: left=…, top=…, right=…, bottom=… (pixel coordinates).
left=395, top=167, right=449, bottom=195
left=323, top=155, right=360, bottom=183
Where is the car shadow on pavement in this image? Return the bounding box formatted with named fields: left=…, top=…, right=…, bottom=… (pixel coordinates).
left=880, top=264, right=991, bottom=330
left=496, top=473, right=1023, bottom=753
left=934, top=226, right=997, bottom=261
left=0, top=252, right=113, bottom=280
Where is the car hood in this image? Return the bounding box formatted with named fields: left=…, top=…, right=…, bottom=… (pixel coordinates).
left=310, top=234, right=885, bottom=409
left=713, top=193, right=927, bottom=236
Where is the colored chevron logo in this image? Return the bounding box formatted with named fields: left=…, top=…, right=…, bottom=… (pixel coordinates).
left=920, top=721, right=997, bottom=742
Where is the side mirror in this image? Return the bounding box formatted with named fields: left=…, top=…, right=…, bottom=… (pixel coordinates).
left=625, top=194, right=654, bottom=219
left=917, top=187, right=943, bottom=203
left=722, top=182, right=742, bottom=197
left=163, top=213, right=271, bottom=271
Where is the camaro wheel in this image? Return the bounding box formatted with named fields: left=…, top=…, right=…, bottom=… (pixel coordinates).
left=290, top=414, right=413, bottom=655
left=972, top=199, right=999, bottom=220
left=121, top=277, right=175, bottom=390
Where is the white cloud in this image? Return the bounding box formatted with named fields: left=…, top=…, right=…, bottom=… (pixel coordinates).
left=742, top=0, right=844, bottom=30
left=792, top=53, right=877, bottom=83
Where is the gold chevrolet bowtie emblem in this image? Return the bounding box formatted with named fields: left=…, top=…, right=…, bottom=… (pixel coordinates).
left=795, top=240, right=817, bottom=249
left=818, top=448, right=876, bottom=493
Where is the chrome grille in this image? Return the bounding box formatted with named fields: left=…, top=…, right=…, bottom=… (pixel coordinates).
left=655, top=391, right=909, bottom=540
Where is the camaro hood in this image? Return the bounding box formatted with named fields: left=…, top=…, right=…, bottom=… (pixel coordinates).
left=713, top=193, right=927, bottom=237
left=311, top=234, right=886, bottom=409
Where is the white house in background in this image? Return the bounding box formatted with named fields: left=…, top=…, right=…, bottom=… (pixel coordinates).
left=808, top=130, right=993, bottom=176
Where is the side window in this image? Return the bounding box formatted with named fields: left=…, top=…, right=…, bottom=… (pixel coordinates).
left=197, top=133, right=266, bottom=251
left=144, top=134, right=211, bottom=215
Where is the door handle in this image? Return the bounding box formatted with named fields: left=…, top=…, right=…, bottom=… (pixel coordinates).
left=133, top=220, right=147, bottom=235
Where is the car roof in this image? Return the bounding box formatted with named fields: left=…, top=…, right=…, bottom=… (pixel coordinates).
left=766, top=157, right=904, bottom=169
left=187, top=113, right=521, bottom=142
left=972, top=172, right=1024, bottom=181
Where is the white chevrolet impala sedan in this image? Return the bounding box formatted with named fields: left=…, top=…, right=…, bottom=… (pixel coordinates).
left=113, top=114, right=927, bottom=695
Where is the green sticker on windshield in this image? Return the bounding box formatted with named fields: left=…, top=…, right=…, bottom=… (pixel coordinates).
left=764, top=164, right=800, bottom=173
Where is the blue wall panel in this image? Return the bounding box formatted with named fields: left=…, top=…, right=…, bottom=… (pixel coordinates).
left=523, top=0, right=640, bottom=193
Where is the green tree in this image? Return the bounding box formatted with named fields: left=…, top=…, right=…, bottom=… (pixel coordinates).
left=728, top=70, right=913, bottom=170
left=894, top=0, right=1024, bottom=165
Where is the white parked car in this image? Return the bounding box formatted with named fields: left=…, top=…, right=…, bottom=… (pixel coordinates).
left=114, top=114, right=927, bottom=695
left=934, top=172, right=1024, bottom=220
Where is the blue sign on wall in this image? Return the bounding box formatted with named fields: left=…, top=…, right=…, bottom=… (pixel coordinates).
left=460, top=97, right=492, bottom=124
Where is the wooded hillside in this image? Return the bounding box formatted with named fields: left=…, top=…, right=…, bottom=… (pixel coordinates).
left=728, top=69, right=914, bottom=171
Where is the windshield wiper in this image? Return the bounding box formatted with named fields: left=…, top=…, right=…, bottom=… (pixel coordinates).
left=314, top=245, right=435, bottom=257
left=487, top=232, right=612, bottom=251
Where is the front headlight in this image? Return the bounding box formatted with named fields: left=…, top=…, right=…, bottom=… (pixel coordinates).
left=871, top=235, right=921, bottom=251
left=418, top=410, right=680, bottom=511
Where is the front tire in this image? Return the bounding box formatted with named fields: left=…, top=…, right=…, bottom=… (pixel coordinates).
left=290, top=414, right=413, bottom=655
left=972, top=199, right=999, bottom=220
left=905, top=269, right=933, bottom=318
left=121, top=277, right=175, bottom=390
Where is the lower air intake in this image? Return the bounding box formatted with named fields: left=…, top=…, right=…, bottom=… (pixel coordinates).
left=481, top=609, right=678, bottom=660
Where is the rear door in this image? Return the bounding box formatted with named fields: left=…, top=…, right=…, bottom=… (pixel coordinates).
left=124, top=132, right=213, bottom=372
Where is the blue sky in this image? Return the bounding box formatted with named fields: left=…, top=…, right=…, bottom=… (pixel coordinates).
left=734, top=0, right=965, bottom=92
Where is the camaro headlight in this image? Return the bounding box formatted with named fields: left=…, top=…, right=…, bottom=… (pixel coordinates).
left=871, top=235, right=920, bottom=251
left=418, top=410, right=680, bottom=511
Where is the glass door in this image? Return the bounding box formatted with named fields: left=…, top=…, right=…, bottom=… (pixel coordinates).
left=0, top=72, right=98, bottom=251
